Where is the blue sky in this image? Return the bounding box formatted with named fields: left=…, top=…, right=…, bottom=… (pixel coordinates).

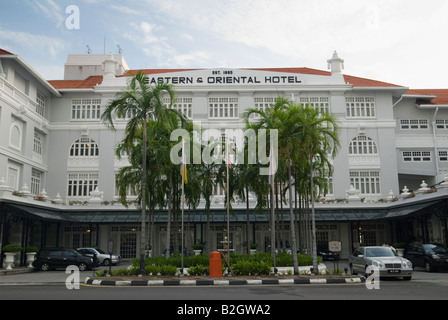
left=0, top=0, right=447, bottom=89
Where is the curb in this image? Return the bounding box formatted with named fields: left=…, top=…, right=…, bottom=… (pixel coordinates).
left=85, top=276, right=366, bottom=286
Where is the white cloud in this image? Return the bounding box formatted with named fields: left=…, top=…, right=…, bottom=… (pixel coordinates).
left=29, top=0, right=65, bottom=28
left=0, top=28, right=65, bottom=58
left=170, top=51, right=211, bottom=67
left=144, top=0, right=448, bottom=87
left=123, top=21, right=212, bottom=67
left=110, top=5, right=146, bottom=16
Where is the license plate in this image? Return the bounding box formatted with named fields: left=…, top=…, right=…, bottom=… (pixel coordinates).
left=388, top=270, right=401, bottom=273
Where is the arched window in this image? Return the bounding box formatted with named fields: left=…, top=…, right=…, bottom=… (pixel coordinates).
left=349, top=136, right=378, bottom=155
left=9, top=123, right=22, bottom=150
left=69, top=138, right=99, bottom=157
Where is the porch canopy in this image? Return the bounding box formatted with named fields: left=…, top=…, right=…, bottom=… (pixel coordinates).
left=47, top=201, right=445, bottom=224
left=1, top=202, right=79, bottom=222
left=1, top=199, right=443, bottom=224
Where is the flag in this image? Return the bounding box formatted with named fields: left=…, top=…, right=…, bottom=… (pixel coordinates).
left=181, top=163, right=188, bottom=184
left=180, top=139, right=188, bottom=184
left=268, top=146, right=277, bottom=185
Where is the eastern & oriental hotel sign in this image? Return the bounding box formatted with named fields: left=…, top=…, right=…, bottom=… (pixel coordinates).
left=146, top=69, right=303, bottom=86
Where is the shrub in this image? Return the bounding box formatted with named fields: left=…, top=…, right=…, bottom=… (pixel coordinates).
left=113, top=267, right=135, bottom=276
left=146, top=264, right=160, bottom=275
left=2, top=244, right=22, bottom=253
left=296, top=253, right=322, bottom=266
left=25, top=246, right=38, bottom=253
left=231, top=261, right=271, bottom=276
left=187, top=264, right=209, bottom=276
left=276, top=252, right=293, bottom=266
left=159, top=265, right=178, bottom=276
left=230, top=252, right=272, bottom=264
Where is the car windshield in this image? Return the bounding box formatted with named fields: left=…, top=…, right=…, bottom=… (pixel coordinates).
left=365, top=247, right=397, bottom=257
left=424, top=244, right=448, bottom=254
left=95, top=248, right=107, bottom=254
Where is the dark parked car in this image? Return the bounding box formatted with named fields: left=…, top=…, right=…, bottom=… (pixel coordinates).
left=32, top=247, right=94, bottom=271
left=317, top=245, right=340, bottom=261
left=405, top=243, right=448, bottom=272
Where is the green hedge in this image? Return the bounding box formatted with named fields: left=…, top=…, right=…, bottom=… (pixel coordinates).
left=231, top=260, right=271, bottom=276
left=132, top=254, right=210, bottom=268
left=275, top=252, right=322, bottom=266
left=187, top=264, right=209, bottom=276
left=111, top=252, right=322, bottom=277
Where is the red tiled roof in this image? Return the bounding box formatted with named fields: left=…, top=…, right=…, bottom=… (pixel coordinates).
left=343, top=74, right=402, bottom=88
left=248, top=67, right=332, bottom=76
left=0, top=47, right=408, bottom=90
left=253, top=67, right=403, bottom=87
left=405, top=89, right=448, bottom=105
left=125, top=67, right=404, bottom=88
left=47, top=71, right=404, bottom=89
left=48, top=76, right=103, bottom=89
left=0, top=48, right=14, bottom=56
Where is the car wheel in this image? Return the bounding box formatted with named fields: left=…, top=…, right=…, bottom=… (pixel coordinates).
left=403, top=276, right=412, bottom=281
left=425, top=261, right=433, bottom=272
left=364, top=265, right=373, bottom=277
left=40, top=263, right=50, bottom=272
left=78, top=262, right=88, bottom=271
left=103, top=259, right=111, bottom=266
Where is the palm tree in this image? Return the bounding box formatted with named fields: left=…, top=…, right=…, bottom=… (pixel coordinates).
left=101, top=71, right=175, bottom=274
left=297, top=104, right=340, bottom=274
left=114, top=122, right=166, bottom=255
left=244, top=98, right=340, bottom=274
left=195, top=161, right=218, bottom=254
left=243, top=98, right=289, bottom=263
left=275, top=102, right=305, bottom=274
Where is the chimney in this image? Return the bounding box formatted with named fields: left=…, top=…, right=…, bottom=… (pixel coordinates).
left=102, top=53, right=118, bottom=79
left=327, top=51, right=344, bottom=75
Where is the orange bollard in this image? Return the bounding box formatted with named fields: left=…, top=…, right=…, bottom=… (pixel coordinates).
left=209, top=251, right=222, bottom=277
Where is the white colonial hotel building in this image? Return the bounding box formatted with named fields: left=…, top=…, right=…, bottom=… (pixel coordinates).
left=1, top=48, right=448, bottom=265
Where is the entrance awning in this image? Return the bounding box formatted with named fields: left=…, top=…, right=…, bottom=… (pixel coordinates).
left=377, top=200, right=441, bottom=219
left=1, top=199, right=444, bottom=224
left=2, top=203, right=80, bottom=222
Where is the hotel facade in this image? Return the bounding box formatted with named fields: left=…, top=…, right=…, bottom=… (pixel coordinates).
left=1, top=49, right=448, bottom=265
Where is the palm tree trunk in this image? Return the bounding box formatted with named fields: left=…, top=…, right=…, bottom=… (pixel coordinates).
left=139, top=116, right=147, bottom=275
left=275, top=179, right=281, bottom=254
left=288, top=159, right=299, bottom=274
left=246, top=187, right=250, bottom=255
left=310, top=150, right=319, bottom=275
left=270, top=179, right=276, bottom=271
left=205, top=206, right=211, bottom=254
left=165, top=175, right=173, bottom=258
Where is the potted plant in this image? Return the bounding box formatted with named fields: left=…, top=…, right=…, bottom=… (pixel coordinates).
left=192, top=243, right=204, bottom=255
left=25, top=246, right=38, bottom=267
left=250, top=243, right=257, bottom=254
left=2, top=244, right=22, bottom=270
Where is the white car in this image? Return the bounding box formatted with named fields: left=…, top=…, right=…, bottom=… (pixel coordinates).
left=349, top=246, right=413, bottom=280
left=77, top=248, right=121, bottom=266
